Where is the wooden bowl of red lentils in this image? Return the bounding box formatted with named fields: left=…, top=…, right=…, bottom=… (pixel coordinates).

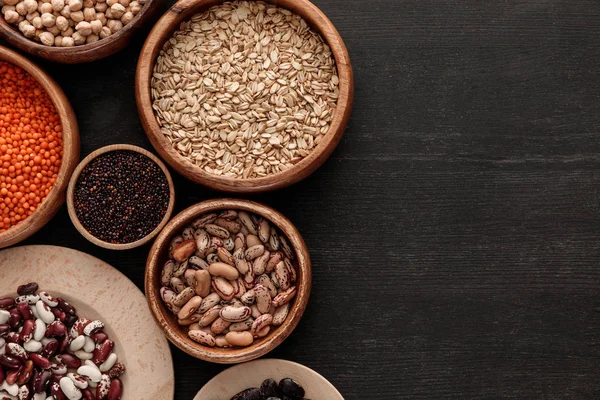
left=0, top=45, right=80, bottom=249
left=66, top=144, right=175, bottom=250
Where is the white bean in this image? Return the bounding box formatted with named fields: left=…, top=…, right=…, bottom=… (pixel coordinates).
left=69, top=335, right=85, bottom=352
left=99, top=353, right=117, bottom=372
left=33, top=319, right=46, bottom=341
left=36, top=300, right=55, bottom=324
left=23, top=340, right=42, bottom=352
left=59, top=377, right=82, bottom=400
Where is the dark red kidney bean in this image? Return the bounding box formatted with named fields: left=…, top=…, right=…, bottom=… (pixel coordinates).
left=5, top=332, right=20, bottom=344
left=107, top=363, right=125, bottom=379
left=33, top=370, right=52, bottom=393
left=55, top=354, right=81, bottom=369
left=41, top=339, right=59, bottom=358
left=92, top=340, right=114, bottom=364
left=17, top=282, right=38, bottom=296
left=50, top=373, right=65, bottom=384
left=30, top=354, right=52, bottom=370
left=16, top=360, right=33, bottom=385
left=51, top=307, right=66, bottom=322
left=0, top=298, right=15, bottom=310
left=8, top=309, right=22, bottom=329
left=16, top=302, right=33, bottom=320
left=5, top=367, right=21, bottom=385
left=45, top=321, right=67, bottom=338
left=59, top=334, right=70, bottom=352
left=51, top=381, right=68, bottom=400
left=0, top=365, right=4, bottom=384
left=19, top=319, right=34, bottom=342
left=0, top=355, right=23, bottom=369
left=107, top=379, right=123, bottom=400
left=65, top=314, right=78, bottom=327
left=91, top=332, right=108, bottom=344
left=82, top=388, right=97, bottom=400
left=0, top=324, right=10, bottom=337
left=57, top=298, right=76, bottom=315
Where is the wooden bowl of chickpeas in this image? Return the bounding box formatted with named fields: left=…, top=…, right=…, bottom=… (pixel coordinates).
left=0, top=46, right=79, bottom=248
left=0, top=0, right=165, bottom=63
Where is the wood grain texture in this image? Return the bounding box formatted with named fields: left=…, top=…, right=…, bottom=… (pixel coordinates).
left=0, top=46, right=80, bottom=248
left=135, top=0, right=353, bottom=192
left=2, top=0, right=600, bottom=398
left=0, top=0, right=166, bottom=63
left=66, top=144, right=176, bottom=250
left=146, top=198, right=311, bottom=364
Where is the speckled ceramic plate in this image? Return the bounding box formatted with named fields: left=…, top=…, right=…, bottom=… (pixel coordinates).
left=194, top=359, right=344, bottom=399
left=0, top=245, right=175, bottom=399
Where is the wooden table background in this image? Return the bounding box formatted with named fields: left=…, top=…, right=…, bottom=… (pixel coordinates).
left=2, top=0, right=600, bottom=398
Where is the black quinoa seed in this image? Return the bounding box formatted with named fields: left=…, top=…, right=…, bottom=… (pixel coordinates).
left=73, top=150, right=170, bottom=244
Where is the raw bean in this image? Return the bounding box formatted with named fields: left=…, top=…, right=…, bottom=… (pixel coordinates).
left=240, top=289, right=255, bottom=306
left=92, top=340, right=113, bottom=364
left=225, top=331, right=253, bottom=347
left=91, top=332, right=108, bottom=344
left=210, top=317, right=231, bottom=335
left=17, top=283, right=38, bottom=296
left=95, top=374, right=110, bottom=399
left=243, top=269, right=255, bottom=290
left=17, top=359, right=33, bottom=385
left=52, top=308, right=67, bottom=322
left=67, top=373, right=88, bottom=389
left=25, top=339, right=43, bottom=353
left=189, top=256, right=209, bottom=271
left=19, top=320, right=34, bottom=342
left=52, top=362, right=68, bottom=375
left=184, top=269, right=197, bottom=287
left=181, top=226, right=194, bottom=241
left=250, top=305, right=261, bottom=319
left=1, top=381, right=19, bottom=396
left=284, top=258, right=297, bottom=283
left=219, top=306, right=251, bottom=322
left=172, top=239, right=196, bottom=262
left=0, top=310, right=11, bottom=326
left=160, top=260, right=175, bottom=286
left=194, top=229, right=210, bottom=258
left=252, top=250, right=270, bottom=276
left=0, top=355, right=21, bottom=369
left=55, top=354, right=81, bottom=369
left=18, top=384, right=31, bottom=399
left=251, top=314, right=272, bottom=336
left=214, top=335, right=231, bottom=348
left=198, top=293, right=221, bottom=314
left=59, top=376, right=81, bottom=400
left=0, top=299, right=15, bottom=310
left=169, top=278, right=185, bottom=294
left=214, top=218, right=241, bottom=233
left=217, top=247, right=235, bottom=265
left=177, top=296, right=202, bottom=320
left=258, top=219, right=270, bottom=243
left=69, top=336, right=85, bottom=352
left=272, top=286, right=297, bottom=307
left=266, top=252, right=283, bottom=273
left=15, top=295, right=39, bottom=305
left=57, top=299, right=76, bottom=316
left=33, top=370, right=52, bottom=393
left=218, top=210, right=238, bottom=220
left=191, top=213, right=217, bottom=229
left=256, top=275, right=277, bottom=298
left=77, top=365, right=101, bottom=383
left=107, top=378, right=122, bottom=400
left=229, top=318, right=253, bottom=332
left=5, top=369, right=20, bottom=385
left=256, top=326, right=270, bottom=338
left=232, top=278, right=246, bottom=299
left=7, top=311, right=21, bottom=330
left=245, top=235, right=261, bottom=248
left=74, top=350, right=93, bottom=360
left=99, top=353, right=117, bottom=373
left=233, top=249, right=249, bottom=275
left=272, top=303, right=290, bottom=326
left=4, top=332, right=19, bottom=344
left=237, top=212, right=257, bottom=235
left=211, top=277, right=235, bottom=301
left=39, top=292, right=58, bottom=308
left=81, top=389, right=96, bottom=400
left=245, top=245, right=265, bottom=261
left=172, top=287, right=195, bottom=308
left=223, top=237, right=235, bottom=251
left=194, top=270, right=211, bottom=297
left=234, top=233, right=245, bottom=251
left=70, top=319, right=92, bottom=338
left=270, top=272, right=279, bottom=289
left=41, top=339, right=59, bottom=358
left=208, top=262, right=239, bottom=280
left=172, top=260, right=188, bottom=278
left=206, top=253, right=219, bottom=264
left=279, top=378, right=305, bottom=398
left=36, top=301, right=54, bottom=325
left=45, top=321, right=67, bottom=337
left=160, top=287, right=177, bottom=310
left=83, top=336, right=95, bottom=353
left=268, top=230, right=280, bottom=251
left=5, top=344, right=27, bottom=362
left=16, top=303, right=33, bottom=320
left=254, top=285, right=271, bottom=314
left=107, top=363, right=125, bottom=379
left=188, top=330, right=215, bottom=347
left=280, top=235, right=294, bottom=259
left=178, top=314, right=201, bottom=326
left=198, top=306, right=222, bottom=328
left=275, top=261, right=291, bottom=291
left=205, top=223, right=230, bottom=239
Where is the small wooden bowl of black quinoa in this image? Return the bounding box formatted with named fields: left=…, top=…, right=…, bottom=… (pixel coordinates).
left=67, top=144, right=175, bottom=250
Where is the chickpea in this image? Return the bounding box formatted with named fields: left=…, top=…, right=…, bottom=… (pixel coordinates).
left=40, top=12, right=55, bottom=26
left=23, top=0, right=37, bottom=13
left=68, top=0, right=82, bottom=11
left=25, top=11, right=39, bottom=21
left=82, top=0, right=93, bottom=7
left=18, top=20, right=35, bottom=37
left=3, top=10, right=20, bottom=23
left=105, top=0, right=116, bottom=6
left=38, top=2, right=52, bottom=13
left=31, top=15, right=42, bottom=28
left=109, top=2, right=124, bottom=18
left=2, top=5, right=16, bottom=14
left=59, top=6, right=70, bottom=18
left=98, top=25, right=110, bottom=38
left=120, top=10, right=132, bottom=24
left=54, top=34, right=63, bottom=46
left=39, top=31, right=54, bottom=45
left=118, top=0, right=129, bottom=7
left=4, top=0, right=19, bottom=6
left=95, top=11, right=105, bottom=24
left=55, top=15, right=68, bottom=30
left=15, top=2, right=27, bottom=16
left=62, top=36, right=74, bottom=46
left=62, top=26, right=73, bottom=36
left=85, top=33, right=98, bottom=43
left=50, top=0, right=64, bottom=11
left=82, top=6, right=94, bottom=20
left=71, top=30, right=85, bottom=44
left=46, top=24, right=60, bottom=34
left=69, top=9, right=82, bottom=21
left=128, top=0, right=140, bottom=14
left=75, top=20, right=91, bottom=35
left=106, top=18, right=121, bottom=33
left=94, top=1, right=106, bottom=11
left=90, top=18, right=101, bottom=33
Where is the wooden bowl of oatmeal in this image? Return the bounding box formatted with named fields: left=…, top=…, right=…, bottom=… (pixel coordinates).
left=135, top=0, right=353, bottom=193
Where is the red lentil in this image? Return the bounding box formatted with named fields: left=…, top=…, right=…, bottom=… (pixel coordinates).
left=0, top=61, right=63, bottom=233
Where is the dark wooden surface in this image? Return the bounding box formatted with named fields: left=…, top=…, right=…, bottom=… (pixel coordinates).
left=2, top=0, right=600, bottom=398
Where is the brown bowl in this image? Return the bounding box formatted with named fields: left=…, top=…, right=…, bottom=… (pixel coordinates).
left=145, top=198, right=312, bottom=364
left=66, top=144, right=176, bottom=250
left=135, top=0, right=354, bottom=193
left=0, top=0, right=166, bottom=64
left=0, top=46, right=80, bottom=249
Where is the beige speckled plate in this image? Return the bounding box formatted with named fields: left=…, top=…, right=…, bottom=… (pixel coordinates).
left=194, top=359, right=344, bottom=399
left=0, top=245, right=174, bottom=400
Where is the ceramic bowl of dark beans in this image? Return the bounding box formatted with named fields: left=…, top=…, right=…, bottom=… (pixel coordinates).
left=66, top=144, right=175, bottom=250
left=193, top=359, right=343, bottom=399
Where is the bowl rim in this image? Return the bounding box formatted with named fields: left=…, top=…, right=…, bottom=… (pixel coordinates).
left=0, top=45, right=80, bottom=248
left=135, top=0, right=354, bottom=193
left=0, top=0, right=165, bottom=63
left=66, top=144, right=176, bottom=250
left=145, top=198, right=312, bottom=364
